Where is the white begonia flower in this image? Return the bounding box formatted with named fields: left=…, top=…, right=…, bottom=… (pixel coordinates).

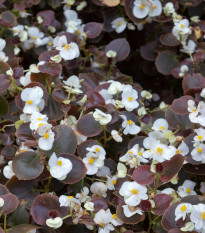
left=108, top=81, right=124, bottom=95
left=19, top=11, right=31, bottom=18
left=180, top=40, right=196, bottom=54
left=96, top=166, right=111, bottom=178
left=177, top=180, right=197, bottom=198
left=190, top=16, right=200, bottom=23
left=148, top=0, right=162, bottom=17
left=83, top=152, right=104, bottom=175
left=106, top=175, right=118, bottom=190
left=59, top=195, right=80, bottom=207
left=180, top=222, right=195, bottom=232
left=121, top=85, right=139, bottom=111
left=86, top=145, right=106, bottom=159
left=71, top=126, right=87, bottom=145
left=37, top=124, right=55, bottom=151
left=172, top=19, right=191, bottom=41
left=175, top=141, right=189, bottom=156
left=117, top=162, right=127, bottom=178
left=12, top=25, right=27, bottom=42
left=14, top=47, right=20, bottom=55
left=90, top=182, right=107, bottom=198
left=111, top=17, right=127, bottom=33
left=53, top=35, right=80, bottom=60
left=63, top=75, right=82, bottom=94
left=0, top=197, right=4, bottom=207
left=50, top=54, right=62, bottom=63
left=133, top=0, right=150, bottom=19
left=0, top=51, right=8, bottom=62
left=106, top=50, right=117, bottom=58
left=190, top=204, right=205, bottom=232
left=111, top=213, right=123, bottom=226
left=138, top=106, right=146, bottom=116
left=6, top=68, right=13, bottom=77
left=163, top=2, right=175, bottom=16
left=191, top=144, right=205, bottom=163
left=141, top=90, right=152, bottom=99
left=46, top=217, right=63, bottom=229
left=94, top=209, right=114, bottom=233
left=122, top=205, right=143, bottom=217
left=76, top=187, right=91, bottom=203
left=152, top=118, right=168, bottom=131
left=120, top=144, right=148, bottom=168
left=120, top=115, right=141, bottom=135
left=175, top=203, right=193, bottom=221
left=201, top=88, right=205, bottom=98
left=119, top=181, right=148, bottom=206
left=21, top=86, right=44, bottom=114
left=30, top=112, right=48, bottom=131
left=23, top=27, right=45, bottom=49
left=20, top=71, right=31, bottom=87
left=84, top=201, right=94, bottom=211
left=200, top=182, right=205, bottom=194
left=193, top=128, right=205, bottom=144
left=93, top=109, right=112, bottom=125
left=0, top=38, right=6, bottom=51
left=29, top=61, right=45, bottom=73
left=111, top=130, right=122, bottom=142
left=64, top=10, right=82, bottom=33
left=48, top=153, right=72, bottom=180
left=3, top=161, right=14, bottom=179
left=159, top=101, right=166, bottom=109
left=127, top=22, right=135, bottom=30
left=179, top=65, right=189, bottom=77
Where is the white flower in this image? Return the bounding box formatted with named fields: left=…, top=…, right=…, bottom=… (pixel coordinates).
left=30, top=112, right=48, bottom=131
left=148, top=0, right=162, bottom=17
left=76, top=187, right=91, bottom=203
left=64, top=10, right=82, bottom=33
left=0, top=51, right=8, bottom=62
left=106, top=50, right=117, bottom=58
left=38, top=124, right=55, bottom=151
left=121, top=85, right=139, bottom=111
left=193, top=128, right=205, bottom=144
left=59, top=195, right=80, bottom=207
left=93, top=209, right=114, bottom=233
left=191, top=144, right=205, bottom=163
left=0, top=38, right=6, bottom=51
left=175, top=203, right=193, bottom=221
left=20, top=71, right=31, bottom=87
left=108, top=81, right=124, bottom=95
left=163, top=2, right=175, bottom=16
left=48, top=153, right=73, bottom=180
left=190, top=204, right=205, bottom=232
left=3, top=161, right=14, bottom=179
left=119, top=181, right=148, bottom=206
left=180, top=222, right=195, bottom=232
left=172, top=19, right=191, bottom=41
left=63, top=75, right=82, bottom=94
left=175, top=141, right=189, bottom=156
left=110, top=213, right=123, bottom=226
left=21, top=87, right=44, bottom=114
left=53, top=35, right=80, bottom=60
left=0, top=197, right=4, bottom=207
left=106, top=175, right=118, bottom=190
left=76, top=1, right=87, bottom=11
left=96, top=166, right=111, bottom=178
left=83, top=152, right=104, bottom=175
left=133, top=0, right=150, bottom=19
left=180, top=40, right=196, bottom=54
left=111, top=130, right=122, bottom=142
left=117, top=162, right=127, bottom=178
left=12, top=25, right=28, bottom=42
left=141, top=90, right=152, bottom=99
left=177, top=180, right=197, bottom=197
left=93, top=109, right=112, bottom=125
left=111, top=17, right=127, bottom=33
left=201, top=88, right=205, bottom=98
left=46, top=217, right=63, bottom=229
left=120, top=115, right=141, bottom=135
left=90, top=182, right=108, bottom=198
left=179, top=64, right=189, bottom=77
left=86, top=145, right=106, bottom=159
left=23, top=27, right=45, bottom=49
left=122, top=205, right=143, bottom=217
left=84, top=201, right=94, bottom=211
left=152, top=118, right=168, bottom=131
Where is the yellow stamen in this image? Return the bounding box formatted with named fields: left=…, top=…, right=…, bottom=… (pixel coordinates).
left=198, top=135, right=203, bottom=140
left=75, top=131, right=78, bottom=135
left=131, top=188, right=138, bottom=194
left=192, top=108, right=196, bottom=112
left=95, top=148, right=100, bottom=152
left=27, top=100, right=32, bottom=105
left=58, top=160, right=62, bottom=166
left=159, top=126, right=165, bottom=130
left=156, top=147, right=163, bottom=154
left=48, top=42, right=52, bottom=46
left=127, top=120, right=133, bottom=125
left=44, top=133, right=49, bottom=139
left=197, top=148, right=202, bottom=153
left=89, top=158, right=95, bottom=164
left=99, top=223, right=104, bottom=227
left=202, top=212, right=205, bottom=219
left=64, top=44, right=70, bottom=50
left=180, top=24, right=184, bottom=28
left=117, top=22, right=122, bottom=26
left=68, top=196, right=73, bottom=199
left=176, top=150, right=181, bottom=154
left=153, top=5, right=157, bottom=9
left=186, top=188, right=191, bottom=194
left=127, top=150, right=133, bottom=154
left=180, top=205, right=186, bottom=211
left=37, top=118, right=42, bottom=121
left=37, top=106, right=40, bottom=110
left=38, top=123, right=44, bottom=127
left=76, top=30, right=80, bottom=35
left=112, top=214, right=117, bottom=219
left=140, top=4, right=144, bottom=9
left=128, top=97, right=133, bottom=101
left=112, top=180, right=117, bottom=185
left=67, top=3, right=71, bottom=7
left=33, top=36, right=37, bottom=40
left=21, top=149, right=26, bottom=152
left=138, top=152, right=142, bottom=156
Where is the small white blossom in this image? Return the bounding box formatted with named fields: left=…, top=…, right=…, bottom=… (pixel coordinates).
left=90, top=182, right=107, bottom=198
left=94, top=209, right=114, bottom=233
left=121, top=85, right=139, bottom=111
left=111, top=17, right=127, bottom=33
left=175, top=203, right=193, bottom=221
left=120, top=115, right=141, bottom=135
left=0, top=197, right=4, bottom=207
left=177, top=180, right=197, bottom=197
left=3, top=161, right=14, bottom=179
left=93, top=109, right=112, bottom=125
left=111, top=130, right=122, bottom=142
left=46, top=217, right=63, bottom=229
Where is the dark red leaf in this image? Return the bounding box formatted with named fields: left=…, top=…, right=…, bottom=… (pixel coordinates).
left=132, top=165, right=155, bottom=185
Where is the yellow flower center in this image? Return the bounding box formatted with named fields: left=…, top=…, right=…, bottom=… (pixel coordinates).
left=75, top=131, right=78, bottom=135
left=180, top=24, right=184, bottom=28
left=127, top=120, right=133, bottom=125
left=202, top=212, right=205, bottom=219
left=159, top=126, right=165, bottom=130
left=33, top=36, right=37, bottom=40
left=76, top=30, right=80, bottom=35
left=112, top=180, right=117, bottom=185
left=48, top=42, right=52, bottom=46
left=112, top=214, right=117, bottom=219
left=27, top=100, right=32, bottom=105
left=140, top=4, right=144, bottom=9
left=21, top=149, right=26, bottom=152
left=186, top=188, right=191, bottom=194
left=192, top=108, right=196, bottom=112
left=37, top=106, right=40, bottom=110
left=68, top=196, right=73, bottom=199
left=95, top=147, right=100, bottom=152
left=197, top=148, right=202, bottom=153
left=198, top=135, right=203, bottom=140
left=44, top=133, right=49, bottom=139
left=153, top=5, right=157, bottom=9
left=89, top=158, right=95, bottom=164
left=99, top=223, right=104, bottom=227
left=117, top=22, right=122, bottom=26
left=38, top=123, right=44, bottom=127
left=138, top=152, right=142, bottom=156
left=64, top=44, right=70, bottom=50
left=37, top=118, right=42, bottom=121
left=156, top=147, right=163, bottom=154
left=128, top=97, right=133, bottom=101
left=176, top=150, right=181, bottom=154
left=127, top=150, right=133, bottom=154
left=67, top=3, right=71, bottom=6
left=58, top=160, right=62, bottom=166
left=131, top=188, right=138, bottom=194
left=180, top=205, right=187, bottom=211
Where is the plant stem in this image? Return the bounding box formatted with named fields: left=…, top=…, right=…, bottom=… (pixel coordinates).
left=4, top=214, right=7, bottom=233
left=147, top=211, right=152, bottom=233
